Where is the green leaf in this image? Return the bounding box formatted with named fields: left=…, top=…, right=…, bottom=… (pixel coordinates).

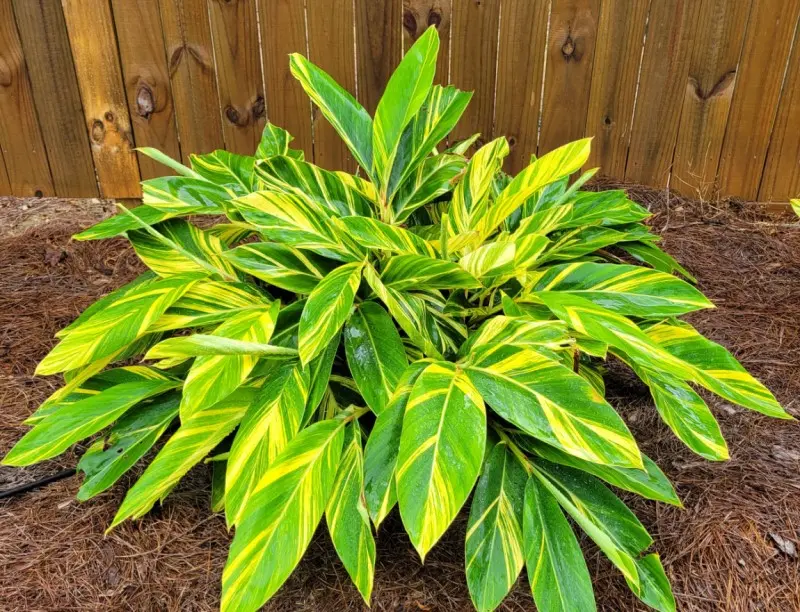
left=36, top=274, right=201, bottom=375
left=645, top=321, right=789, bottom=419
left=302, top=335, right=340, bottom=426
left=337, top=216, right=437, bottom=257
left=179, top=303, right=279, bottom=420
left=76, top=392, right=180, bottom=500
left=459, top=316, right=570, bottom=357
left=290, top=53, right=373, bottom=176
left=145, top=335, right=297, bottom=359
left=225, top=362, right=309, bottom=526
left=223, top=242, right=336, bottom=294
left=381, top=254, right=480, bottom=290
left=3, top=369, right=179, bottom=467
left=449, top=138, right=509, bottom=236
left=460, top=242, right=516, bottom=281
left=528, top=262, right=712, bottom=317
left=627, top=554, right=676, bottom=612
left=109, top=388, right=253, bottom=530
left=221, top=416, right=347, bottom=612
left=465, top=344, right=642, bottom=469
left=140, top=176, right=228, bottom=213
left=73, top=204, right=214, bottom=241
left=137, top=147, right=202, bottom=178
left=256, top=123, right=303, bottom=160
left=373, top=26, right=439, bottom=192
left=344, top=302, right=408, bottom=414
left=619, top=240, right=696, bottom=283
left=393, top=153, right=466, bottom=222
left=465, top=443, right=527, bottom=612
left=523, top=475, right=596, bottom=612
left=326, top=423, right=376, bottom=604
left=396, top=361, right=486, bottom=559
left=299, top=261, right=363, bottom=365
left=363, top=360, right=429, bottom=526
left=190, top=150, right=256, bottom=194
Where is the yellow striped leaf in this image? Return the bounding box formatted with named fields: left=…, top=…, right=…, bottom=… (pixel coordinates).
left=190, top=150, right=257, bottom=195
left=396, top=361, right=486, bottom=559
left=393, top=153, right=466, bottom=223
left=256, top=123, right=304, bottom=160
left=381, top=254, right=480, bottom=290
left=337, top=216, right=437, bottom=257
left=140, top=176, right=228, bottom=213
left=108, top=388, right=254, bottom=530
left=179, top=303, right=279, bottom=420
left=792, top=199, right=800, bottom=217
left=464, top=343, right=642, bottom=469
left=221, top=415, right=348, bottom=612
left=459, top=316, right=571, bottom=357
left=326, top=423, right=376, bottom=604
left=449, top=138, right=509, bottom=236
left=36, top=274, right=202, bottom=375
left=460, top=242, right=516, bottom=282
left=223, top=242, right=335, bottom=293
left=298, top=261, right=363, bottom=365
left=465, top=442, right=527, bottom=612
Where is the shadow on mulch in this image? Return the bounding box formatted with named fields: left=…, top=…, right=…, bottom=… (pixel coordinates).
left=0, top=185, right=799, bottom=611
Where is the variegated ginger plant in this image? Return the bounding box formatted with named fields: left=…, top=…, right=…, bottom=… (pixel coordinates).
left=3, top=26, right=791, bottom=612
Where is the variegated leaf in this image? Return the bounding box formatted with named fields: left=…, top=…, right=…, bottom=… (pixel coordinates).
left=337, top=216, right=437, bottom=257
left=326, top=423, right=376, bottom=604
left=256, top=123, right=304, bottom=160
left=145, top=335, right=296, bottom=359
left=464, top=343, right=642, bottom=469
left=465, top=442, right=527, bottom=612
left=381, top=254, right=480, bottom=290
left=190, top=150, right=257, bottom=194
left=449, top=138, right=509, bottom=235
left=619, top=240, right=697, bottom=283
left=459, top=316, right=571, bottom=357
left=223, top=242, right=336, bottom=293
left=140, top=176, right=228, bottom=213
left=298, top=261, right=363, bottom=365
left=626, top=554, right=676, bottom=612
left=393, top=153, right=466, bottom=222
left=397, top=361, right=486, bottom=559
left=460, top=241, right=516, bottom=281
left=221, top=416, right=347, bottom=612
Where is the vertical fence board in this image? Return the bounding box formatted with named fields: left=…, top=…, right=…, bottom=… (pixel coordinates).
left=159, top=0, right=224, bottom=163
left=0, top=149, right=10, bottom=194
left=625, top=0, right=697, bottom=187
left=718, top=0, right=800, bottom=200
left=11, top=0, right=96, bottom=196
left=306, top=0, right=358, bottom=171
left=0, top=0, right=54, bottom=196
left=539, top=0, right=600, bottom=155
left=403, top=0, right=452, bottom=84
left=450, top=0, right=500, bottom=145
left=258, top=0, right=312, bottom=158
left=208, top=0, right=265, bottom=155
left=671, top=0, right=751, bottom=199
left=585, top=0, right=649, bottom=177
left=357, top=0, right=402, bottom=115
left=494, top=0, right=548, bottom=172
left=62, top=0, right=140, bottom=197
left=112, top=0, right=181, bottom=179
left=759, top=20, right=800, bottom=201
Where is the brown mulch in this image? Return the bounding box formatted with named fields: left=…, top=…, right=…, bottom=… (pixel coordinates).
left=1, top=186, right=799, bottom=611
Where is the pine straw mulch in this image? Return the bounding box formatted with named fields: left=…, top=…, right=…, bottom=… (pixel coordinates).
left=0, top=185, right=799, bottom=611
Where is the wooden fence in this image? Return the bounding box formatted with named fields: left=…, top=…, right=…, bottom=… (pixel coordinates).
left=1, top=0, right=799, bottom=203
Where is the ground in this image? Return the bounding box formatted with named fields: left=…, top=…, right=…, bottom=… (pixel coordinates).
left=0, top=186, right=798, bottom=611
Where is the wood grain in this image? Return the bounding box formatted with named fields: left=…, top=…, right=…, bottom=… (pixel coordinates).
left=357, top=0, right=402, bottom=116
left=449, top=0, right=500, bottom=145
left=539, top=0, right=600, bottom=155
left=0, top=0, right=54, bottom=196
left=718, top=0, right=800, bottom=199
left=62, top=0, right=140, bottom=197
left=585, top=0, right=649, bottom=177
left=0, top=148, right=9, bottom=194
left=306, top=0, right=358, bottom=171
left=671, top=0, right=751, bottom=198
left=759, top=18, right=800, bottom=201
left=403, top=0, right=452, bottom=84
left=159, top=0, right=225, bottom=162
left=625, top=0, right=697, bottom=187
left=112, top=0, right=181, bottom=179
left=208, top=0, right=265, bottom=155
left=494, top=0, right=549, bottom=172
left=258, top=0, right=312, bottom=158
left=11, top=0, right=96, bottom=196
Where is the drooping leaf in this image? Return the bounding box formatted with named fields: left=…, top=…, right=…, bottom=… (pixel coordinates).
left=337, top=216, right=437, bottom=257
left=619, top=240, right=697, bottom=283
left=381, top=254, right=480, bottom=290
left=190, top=150, right=257, bottom=194
left=223, top=242, right=336, bottom=294
left=626, top=554, right=676, bottom=612
left=396, top=361, right=486, bottom=559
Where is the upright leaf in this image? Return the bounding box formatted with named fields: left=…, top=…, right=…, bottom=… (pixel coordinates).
left=190, top=150, right=256, bottom=194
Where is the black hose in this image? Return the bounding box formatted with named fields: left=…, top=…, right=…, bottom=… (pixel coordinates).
left=0, top=468, right=76, bottom=500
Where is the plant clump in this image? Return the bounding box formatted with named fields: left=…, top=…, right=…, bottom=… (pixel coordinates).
left=3, top=26, right=791, bottom=612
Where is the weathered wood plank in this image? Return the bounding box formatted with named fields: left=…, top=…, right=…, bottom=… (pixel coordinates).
left=0, top=0, right=54, bottom=196
left=671, top=0, right=751, bottom=199
left=719, top=0, right=800, bottom=199
left=494, top=0, right=549, bottom=172
left=539, top=0, right=600, bottom=155
left=759, top=18, right=800, bottom=201
left=403, top=0, right=452, bottom=84
left=584, top=0, right=649, bottom=177
left=208, top=0, right=265, bottom=155
left=449, top=0, right=500, bottom=145
left=306, top=0, right=358, bottom=171
left=356, top=0, right=402, bottom=116
left=112, top=0, right=181, bottom=179
left=159, top=0, right=225, bottom=163
left=625, top=0, right=697, bottom=187
left=11, top=0, right=96, bottom=196
left=258, top=0, right=312, bottom=158
left=0, top=147, right=11, bottom=195
left=62, top=0, right=140, bottom=197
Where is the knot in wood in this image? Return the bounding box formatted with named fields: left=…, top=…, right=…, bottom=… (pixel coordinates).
left=225, top=105, right=247, bottom=127
left=428, top=10, right=442, bottom=27
left=403, top=9, right=417, bottom=37
left=561, top=36, right=576, bottom=60
left=136, top=83, right=155, bottom=119
left=91, top=119, right=105, bottom=143
left=252, top=95, right=265, bottom=120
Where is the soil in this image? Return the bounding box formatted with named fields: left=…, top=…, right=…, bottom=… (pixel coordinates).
left=1, top=187, right=799, bottom=611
